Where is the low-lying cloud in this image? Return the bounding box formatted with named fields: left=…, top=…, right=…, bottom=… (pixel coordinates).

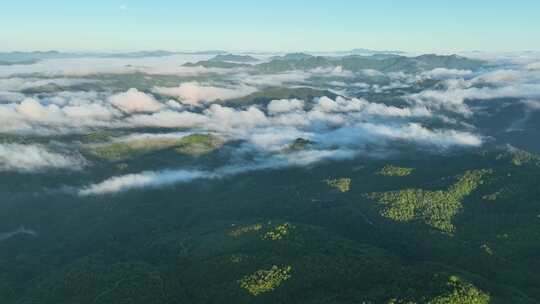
left=0, top=227, right=37, bottom=242
left=109, top=88, right=163, bottom=113
left=0, top=94, right=122, bottom=134
left=527, top=62, right=540, bottom=71
left=0, top=143, right=84, bottom=172
left=153, top=82, right=257, bottom=105
left=267, top=99, right=305, bottom=114
left=6, top=52, right=536, bottom=193
left=77, top=118, right=482, bottom=195
left=406, top=73, right=540, bottom=116
left=78, top=149, right=358, bottom=196
left=0, top=55, right=239, bottom=77
left=421, top=68, right=473, bottom=80
left=0, top=77, right=93, bottom=92
left=79, top=169, right=212, bottom=195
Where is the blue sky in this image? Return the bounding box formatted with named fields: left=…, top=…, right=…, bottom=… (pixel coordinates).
left=1, top=0, right=539, bottom=52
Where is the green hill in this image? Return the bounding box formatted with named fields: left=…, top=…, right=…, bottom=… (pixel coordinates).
left=210, top=54, right=259, bottom=63
left=224, top=87, right=337, bottom=106
left=256, top=54, right=484, bottom=73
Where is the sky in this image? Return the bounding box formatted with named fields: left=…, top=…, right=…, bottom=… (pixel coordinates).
left=1, top=0, right=539, bottom=53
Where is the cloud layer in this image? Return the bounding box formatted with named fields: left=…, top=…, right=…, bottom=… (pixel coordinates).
left=0, top=144, right=84, bottom=172
left=109, top=88, right=163, bottom=113
left=79, top=169, right=212, bottom=195
left=3, top=51, right=539, bottom=193
left=153, top=82, right=257, bottom=105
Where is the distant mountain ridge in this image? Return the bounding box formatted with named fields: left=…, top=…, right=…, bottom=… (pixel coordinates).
left=0, top=50, right=229, bottom=64
left=0, top=51, right=80, bottom=64
left=209, top=54, right=259, bottom=63
left=184, top=52, right=485, bottom=73
left=269, top=53, right=315, bottom=61
left=1, top=50, right=485, bottom=73
left=259, top=53, right=484, bottom=73
left=182, top=61, right=250, bottom=69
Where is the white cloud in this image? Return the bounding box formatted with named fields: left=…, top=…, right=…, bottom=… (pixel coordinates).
left=523, top=100, right=540, bottom=110
left=0, top=77, right=92, bottom=92
left=165, top=99, right=184, bottom=110
left=204, top=104, right=269, bottom=131
left=239, top=71, right=311, bottom=87
left=76, top=118, right=482, bottom=195
left=0, top=91, right=26, bottom=103
left=0, top=144, right=85, bottom=172
left=472, top=69, right=521, bottom=84
left=527, top=62, right=540, bottom=70
left=267, top=99, right=304, bottom=114
left=247, top=127, right=310, bottom=151
left=78, top=159, right=285, bottom=196
left=127, top=110, right=208, bottom=128
left=311, top=66, right=355, bottom=78
left=284, top=149, right=357, bottom=165
left=361, top=69, right=385, bottom=77
left=78, top=152, right=355, bottom=195
left=356, top=122, right=482, bottom=147
left=422, top=68, right=473, bottom=80
left=62, top=103, right=117, bottom=120
left=153, top=82, right=257, bottom=105
left=405, top=66, right=540, bottom=115
left=0, top=95, right=123, bottom=134
left=0, top=55, right=247, bottom=77
left=315, top=96, right=358, bottom=112
left=314, top=96, right=431, bottom=117
left=109, top=88, right=163, bottom=113
left=16, top=98, right=63, bottom=120
left=79, top=169, right=211, bottom=195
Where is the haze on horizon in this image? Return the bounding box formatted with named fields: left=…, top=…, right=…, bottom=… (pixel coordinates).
left=1, top=0, right=539, bottom=53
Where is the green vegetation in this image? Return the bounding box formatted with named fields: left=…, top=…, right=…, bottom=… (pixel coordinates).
left=2, top=147, right=540, bottom=303
left=482, top=189, right=509, bottom=201
left=371, top=170, right=490, bottom=233
left=326, top=178, right=352, bottom=193
left=427, top=276, right=490, bottom=304
left=481, top=244, right=494, bottom=256
left=239, top=265, right=292, bottom=296
left=115, top=163, right=129, bottom=171
left=508, top=149, right=539, bottom=166
left=225, top=87, right=336, bottom=106
left=495, top=148, right=540, bottom=167
left=229, top=254, right=245, bottom=264
left=174, top=134, right=224, bottom=157
left=263, top=223, right=293, bottom=241
left=2, top=49, right=540, bottom=304
left=270, top=53, right=314, bottom=61
left=84, top=131, right=116, bottom=143
left=387, top=276, right=491, bottom=304
left=0, top=59, right=39, bottom=65
left=378, top=165, right=414, bottom=177
left=210, top=54, right=259, bottom=63
left=286, top=138, right=314, bottom=152
left=24, top=256, right=167, bottom=304
left=229, top=222, right=293, bottom=241
left=255, top=53, right=484, bottom=73
left=90, top=138, right=179, bottom=161
left=229, top=223, right=263, bottom=237
left=89, top=134, right=223, bottom=161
